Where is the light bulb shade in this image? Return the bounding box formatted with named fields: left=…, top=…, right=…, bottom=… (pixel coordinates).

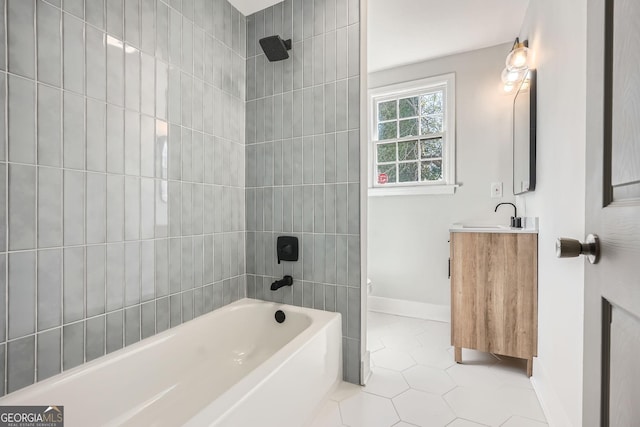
left=506, top=44, right=530, bottom=71
left=503, top=83, right=516, bottom=93
left=501, top=67, right=526, bottom=84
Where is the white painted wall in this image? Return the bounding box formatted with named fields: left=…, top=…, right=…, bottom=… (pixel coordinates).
left=368, top=0, right=529, bottom=72
left=367, top=44, right=515, bottom=306
left=517, top=1, right=587, bottom=426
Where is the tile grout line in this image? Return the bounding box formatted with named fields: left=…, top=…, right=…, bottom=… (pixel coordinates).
left=55, top=0, right=66, bottom=382
left=137, top=0, right=145, bottom=342
left=32, top=0, right=40, bottom=388
left=2, top=0, right=7, bottom=398
left=80, top=0, right=90, bottom=369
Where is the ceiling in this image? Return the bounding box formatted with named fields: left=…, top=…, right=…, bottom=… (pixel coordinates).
left=230, top=0, right=530, bottom=72
left=368, top=0, right=530, bottom=72
left=230, top=0, right=281, bottom=16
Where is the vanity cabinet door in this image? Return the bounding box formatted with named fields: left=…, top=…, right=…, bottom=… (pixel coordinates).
left=450, top=232, right=538, bottom=361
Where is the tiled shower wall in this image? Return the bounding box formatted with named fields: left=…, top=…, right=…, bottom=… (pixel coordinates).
left=244, top=0, right=361, bottom=383
left=0, top=0, right=246, bottom=395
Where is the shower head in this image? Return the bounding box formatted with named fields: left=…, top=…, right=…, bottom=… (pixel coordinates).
left=259, top=35, right=292, bottom=62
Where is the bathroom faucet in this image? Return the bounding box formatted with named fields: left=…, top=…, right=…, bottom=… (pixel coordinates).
left=271, top=275, right=293, bottom=291
left=494, top=203, right=521, bottom=228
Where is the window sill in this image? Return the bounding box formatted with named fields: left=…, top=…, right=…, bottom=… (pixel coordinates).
left=368, top=184, right=459, bottom=197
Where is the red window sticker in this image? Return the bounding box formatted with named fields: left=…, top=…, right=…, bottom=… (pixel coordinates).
left=378, top=173, right=388, bottom=184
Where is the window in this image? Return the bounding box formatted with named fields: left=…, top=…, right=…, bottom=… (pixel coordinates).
left=369, top=74, right=457, bottom=196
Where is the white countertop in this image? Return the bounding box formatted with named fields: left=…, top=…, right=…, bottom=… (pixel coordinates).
left=449, top=218, right=539, bottom=234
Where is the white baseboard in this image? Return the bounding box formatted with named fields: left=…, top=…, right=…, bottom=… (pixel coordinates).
left=530, top=358, right=574, bottom=427
left=368, top=296, right=450, bottom=323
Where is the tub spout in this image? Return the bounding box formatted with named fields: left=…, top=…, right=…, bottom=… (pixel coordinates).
left=271, top=275, right=293, bottom=291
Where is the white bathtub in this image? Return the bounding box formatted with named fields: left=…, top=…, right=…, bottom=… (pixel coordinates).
left=0, top=299, right=342, bottom=427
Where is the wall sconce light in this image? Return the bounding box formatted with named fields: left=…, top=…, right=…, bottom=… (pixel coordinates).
left=502, top=38, right=531, bottom=93
left=506, top=38, right=530, bottom=70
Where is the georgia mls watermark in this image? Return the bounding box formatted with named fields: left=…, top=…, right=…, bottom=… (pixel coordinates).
left=0, top=406, right=63, bottom=427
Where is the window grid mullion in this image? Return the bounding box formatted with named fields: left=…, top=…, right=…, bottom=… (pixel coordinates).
left=395, top=141, right=399, bottom=183
left=396, top=99, right=400, bottom=139
left=376, top=134, right=445, bottom=144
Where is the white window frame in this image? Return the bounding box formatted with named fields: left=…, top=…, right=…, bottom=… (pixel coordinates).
left=368, top=73, right=458, bottom=196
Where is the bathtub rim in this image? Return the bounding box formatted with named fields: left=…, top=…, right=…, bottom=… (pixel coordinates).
left=0, top=298, right=342, bottom=411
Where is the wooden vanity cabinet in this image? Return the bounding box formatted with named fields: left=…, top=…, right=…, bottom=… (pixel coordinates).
left=450, top=232, right=538, bottom=376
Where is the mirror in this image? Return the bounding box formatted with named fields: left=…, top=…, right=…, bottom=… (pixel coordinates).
left=513, top=70, right=537, bottom=195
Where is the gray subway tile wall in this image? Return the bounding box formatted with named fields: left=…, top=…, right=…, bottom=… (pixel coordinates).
left=245, top=0, right=362, bottom=384
left=0, top=0, right=246, bottom=395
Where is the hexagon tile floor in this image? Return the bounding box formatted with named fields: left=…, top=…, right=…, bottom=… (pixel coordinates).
left=307, top=311, right=548, bottom=427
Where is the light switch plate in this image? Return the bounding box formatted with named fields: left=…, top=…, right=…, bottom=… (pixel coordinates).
left=491, top=182, right=503, bottom=198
